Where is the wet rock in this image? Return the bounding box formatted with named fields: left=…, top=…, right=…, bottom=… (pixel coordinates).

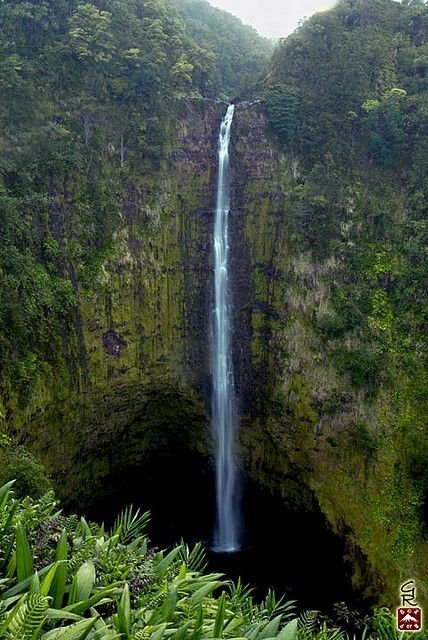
left=102, top=332, right=127, bottom=357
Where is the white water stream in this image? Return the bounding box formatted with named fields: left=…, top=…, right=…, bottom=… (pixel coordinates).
left=212, top=105, right=240, bottom=553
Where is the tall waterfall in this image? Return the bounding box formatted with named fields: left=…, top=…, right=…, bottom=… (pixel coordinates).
left=212, top=104, right=240, bottom=553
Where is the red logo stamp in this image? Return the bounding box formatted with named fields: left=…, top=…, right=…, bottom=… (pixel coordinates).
left=397, top=608, right=422, bottom=632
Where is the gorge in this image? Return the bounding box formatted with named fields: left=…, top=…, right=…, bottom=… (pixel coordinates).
left=0, top=0, right=427, bottom=631
left=2, top=97, right=425, bottom=611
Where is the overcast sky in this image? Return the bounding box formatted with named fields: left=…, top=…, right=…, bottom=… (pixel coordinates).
left=206, top=0, right=337, bottom=39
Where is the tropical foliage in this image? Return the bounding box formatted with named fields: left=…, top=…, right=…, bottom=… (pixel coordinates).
left=0, top=481, right=424, bottom=640
left=0, top=0, right=427, bottom=629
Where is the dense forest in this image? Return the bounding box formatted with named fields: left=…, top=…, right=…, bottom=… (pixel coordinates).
left=0, top=0, right=270, bottom=398
left=262, top=0, right=427, bottom=585
left=0, top=0, right=427, bottom=638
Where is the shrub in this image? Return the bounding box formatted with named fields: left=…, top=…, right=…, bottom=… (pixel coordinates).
left=0, top=436, right=51, bottom=498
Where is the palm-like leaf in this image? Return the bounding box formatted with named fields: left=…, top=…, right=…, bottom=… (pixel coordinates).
left=177, top=542, right=207, bottom=573
left=111, top=506, right=150, bottom=545
left=259, top=590, right=296, bottom=621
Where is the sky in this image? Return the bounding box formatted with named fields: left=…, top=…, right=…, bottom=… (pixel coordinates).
left=206, top=0, right=337, bottom=39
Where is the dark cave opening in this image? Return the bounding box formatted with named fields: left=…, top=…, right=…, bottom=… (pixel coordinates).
left=80, top=440, right=361, bottom=613
left=83, top=446, right=215, bottom=547
left=209, top=478, right=359, bottom=611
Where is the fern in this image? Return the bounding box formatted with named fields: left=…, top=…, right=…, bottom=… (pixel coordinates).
left=6, top=593, right=49, bottom=640
left=298, top=610, right=318, bottom=639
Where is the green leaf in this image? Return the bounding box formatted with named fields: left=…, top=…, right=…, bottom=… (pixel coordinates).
left=148, top=623, right=168, bottom=640
left=93, top=614, right=119, bottom=640
left=160, top=585, right=178, bottom=622
left=178, top=541, right=207, bottom=573
left=112, top=505, right=150, bottom=544
left=113, top=583, right=131, bottom=638
left=3, top=593, right=49, bottom=640
left=178, top=562, right=187, bottom=581
left=190, top=581, right=225, bottom=605
left=277, top=618, right=298, bottom=640
left=190, top=604, right=204, bottom=640
left=2, top=564, right=54, bottom=600
left=153, top=547, right=182, bottom=579
left=46, top=608, right=82, bottom=621
left=213, top=592, right=227, bottom=638
left=170, top=621, right=192, bottom=640
left=68, top=561, right=95, bottom=605
left=29, top=571, right=40, bottom=594
left=0, top=596, right=23, bottom=637
left=50, top=530, right=68, bottom=608
left=41, top=562, right=66, bottom=598
left=64, top=586, right=117, bottom=615
left=15, top=523, right=33, bottom=582
left=77, top=517, right=92, bottom=540
left=1, top=523, right=17, bottom=571
left=42, top=616, right=98, bottom=640
left=259, top=615, right=282, bottom=639
left=0, top=480, right=15, bottom=512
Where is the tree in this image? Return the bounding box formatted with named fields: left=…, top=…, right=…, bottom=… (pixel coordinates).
left=69, top=3, right=115, bottom=63
left=171, top=53, right=194, bottom=89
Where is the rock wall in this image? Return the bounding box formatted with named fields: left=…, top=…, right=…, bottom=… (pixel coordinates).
left=6, top=99, right=226, bottom=504
left=3, top=99, right=427, bottom=608
left=230, top=103, right=427, bottom=608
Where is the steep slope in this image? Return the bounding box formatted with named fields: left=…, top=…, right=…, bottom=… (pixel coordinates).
left=0, top=0, right=232, bottom=512
left=0, top=0, right=271, bottom=416
left=0, top=0, right=427, bottom=612
left=172, top=0, right=273, bottom=98
left=256, top=0, right=428, bottom=606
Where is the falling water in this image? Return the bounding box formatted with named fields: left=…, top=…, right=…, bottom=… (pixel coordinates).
left=212, top=104, right=240, bottom=553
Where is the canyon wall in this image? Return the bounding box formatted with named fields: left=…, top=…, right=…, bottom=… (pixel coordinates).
left=3, top=100, right=427, bottom=607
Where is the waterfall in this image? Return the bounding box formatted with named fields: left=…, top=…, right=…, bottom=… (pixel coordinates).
left=212, top=104, right=240, bottom=553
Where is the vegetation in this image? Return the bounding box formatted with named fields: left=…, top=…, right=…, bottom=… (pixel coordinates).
left=0, top=435, right=52, bottom=499
left=0, top=481, right=425, bottom=640
left=0, top=0, right=427, bottom=623
left=0, top=0, right=269, bottom=394
left=172, top=0, right=273, bottom=98
left=261, top=0, right=428, bottom=604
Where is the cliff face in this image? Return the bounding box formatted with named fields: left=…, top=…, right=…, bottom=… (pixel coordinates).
left=5, top=99, right=225, bottom=508
left=230, top=104, right=427, bottom=608
left=3, top=100, right=426, bottom=607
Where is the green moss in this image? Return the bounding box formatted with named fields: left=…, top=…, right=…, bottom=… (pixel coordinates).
left=2, top=98, right=426, bottom=612
left=0, top=435, right=51, bottom=498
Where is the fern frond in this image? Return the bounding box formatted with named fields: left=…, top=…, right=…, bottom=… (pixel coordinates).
left=297, top=609, right=318, bottom=639
left=8, top=593, right=49, bottom=640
